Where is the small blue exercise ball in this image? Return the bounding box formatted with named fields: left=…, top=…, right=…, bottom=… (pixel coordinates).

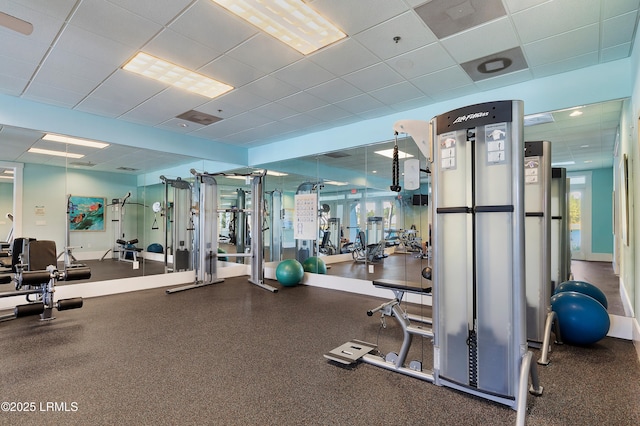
left=551, top=291, right=610, bottom=345
left=302, top=256, right=327, bottom=274
left=554, top=280, right=608, bottom=309
left=276, top=259, right=305, bottom=287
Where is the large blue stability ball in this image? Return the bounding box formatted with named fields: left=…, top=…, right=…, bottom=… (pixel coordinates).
left=302, top=256, right=327, bottom=274
left=276, top=259, right=305, bottom=287
left=551, top=291, right=610, bottom=345
left=554, top=280, right=608, bottom=309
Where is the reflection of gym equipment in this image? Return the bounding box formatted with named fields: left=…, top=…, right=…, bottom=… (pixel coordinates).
left=58, top=194, right=85, bottom=269
left=160, top=176, right=193, bottom=273
left=266, top=190, right=283, bottom=262
left=394, top=227, right=423, bottom=255
left=166, top=170, right=277, bottom=294
left=551, top=167, right=572, bottom=289
left=0, top=239, right=86, bottom=322
left=523, top=141, right=563, bottom=365
left=351, top=217, right=388, bottom=263
left=327, top=101, right=543, bottom=425
left=100, top=192, right=142, bottom=263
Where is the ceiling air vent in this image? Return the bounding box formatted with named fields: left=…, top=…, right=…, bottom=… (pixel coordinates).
left=117, top=167, right=139, bottom=171
left=176, top=110, right=223, bottom=125
left=69, top=161, right=95, bottom=167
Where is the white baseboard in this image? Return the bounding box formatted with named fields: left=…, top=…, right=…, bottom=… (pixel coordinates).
left=585, top=253, right=613, bottom=262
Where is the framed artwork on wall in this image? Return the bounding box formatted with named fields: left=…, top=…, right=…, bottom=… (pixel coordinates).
left=69, top=195, right=105, bottom=231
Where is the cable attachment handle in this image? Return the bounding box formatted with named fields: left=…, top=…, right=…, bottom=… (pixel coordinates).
left=390, top=132, right=402, bottom=192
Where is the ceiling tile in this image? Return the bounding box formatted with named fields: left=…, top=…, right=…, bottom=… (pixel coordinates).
left=0, top=30, right=50, bottom=64
left=156, top=118, right=206, bottom=134
left=168, top=0, right=256, bottom=53
left=312, top=0, right=408, bottom=34
left=252, top=102, right=297, bottom=121
left=22, top=83, right=86, bottom=108
left=272, top=59, right=335, bottom=90
left=386, top=43, right=457, bottom=79
left=280, top=113, right=322, bottom=128
left=472, top=68, right=533, bottom=91
left=512, top=0, right=600, bottom=43
left=120, top=88, right=209, bottom=125
left=530, top=52, right=599, bottom=78
left=242, top=76, right=298, bottom=102
left=602, top=12, right=639, bottom=48
left=226, top=33, right=302, bottom=75
left=197, top=90, right=270, bottom=119
left=343, top=63, right=405, bottom=92
left=354, top=12, right=437, bottom=60
left=334, top=93, right=385, bottom=114
left=441, top=17, right=520, bottom=63
left=74, top=96, right=133, bottom=118
left=305, top=78, right=363, bottom=103
left=524, top=25, right=599, bottom=67
left=310, top=38, right=379, bottom=75
left=71, top=0, right=161, bottom=48
left=56, top=24, right=134, bottom=67
left=369, top=81, right=423, bottom=105
left=7, top=0, right=77, bottom=20
left=81, top=69, right=164, bottom=110
left=106, top=0, right=193, bottom=25
left=306, top=104, right=352, bottom=121
left=601, top=43, right=633, bottom=62
left=276, top=92, right=327, bottom=113
left=602, top=0, right=640, bottom=18
left=410, top=66, right=473, bottom=95
left=200, top=55, right=264, bottom=88
left=144, top=28, right=221, bottom=70
left=41, top=49, right=115, bottom=85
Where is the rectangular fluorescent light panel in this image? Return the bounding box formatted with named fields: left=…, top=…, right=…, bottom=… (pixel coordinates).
left=211, top=0, right=346, bottom=55
left=324, top=180, right=348, bottom=186
left=28, top=148, right=84, bottom=159
left=123, top=52, right=233, bottom=99
left=43, top=133, right=109, bottom=149
left=551, top=161, right=575, bottom=166
left=0, top=175, right=13, bottom=180
left=374, top=149, right=414, bottom=159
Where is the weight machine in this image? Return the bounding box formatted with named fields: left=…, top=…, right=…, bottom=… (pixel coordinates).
left=160, top=176, right=193, bottom=273
left=326, top=101, right=543, bottom=426
left=100, top=192, right=142, bottom=263
left=0, top=238, right=86, bottom=322
left=166, top=170, right=277, bottom=294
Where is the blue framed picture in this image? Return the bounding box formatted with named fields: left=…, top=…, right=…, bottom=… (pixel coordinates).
left=69, top=195, right=105, bottom=231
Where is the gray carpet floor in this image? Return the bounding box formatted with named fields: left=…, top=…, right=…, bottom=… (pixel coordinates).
left=1, top=275, right=639, bottom=426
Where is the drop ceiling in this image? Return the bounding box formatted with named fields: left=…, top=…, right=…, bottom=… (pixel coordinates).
left=0, top=0, right=637, bottom=176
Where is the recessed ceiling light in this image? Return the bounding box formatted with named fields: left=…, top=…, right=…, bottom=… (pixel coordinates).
left=28, top=148, right=84, bottom=159
left=123, top=52, right=233, bottom=99
left=266, top=170, right=288, bottom=177
left=570, top=110, right=583, bottom=117
left=580, top=144, right=589, bottom=148
left=211, top=0, right=346, bottom=55
left=43, top=133, right=109, bottom=149
left=551, top=161, right=575, bottom=166
left=324, top=180, right=348, bottom=186
left=374, top=149, right=414, bottom=159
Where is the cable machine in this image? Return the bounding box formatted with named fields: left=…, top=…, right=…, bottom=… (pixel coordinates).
left=166, top=170, right=277, bottom=294
left=160, top=175, right=193, bottom=273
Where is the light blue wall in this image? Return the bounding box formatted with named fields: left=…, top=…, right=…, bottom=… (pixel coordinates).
left=22, top=163, right=138, bottom=254
left=591, top=167, right=614, bottom=254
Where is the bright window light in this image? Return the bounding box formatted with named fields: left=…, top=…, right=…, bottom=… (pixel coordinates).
left=43, top=133, right=109, bottom=149
left=374, top=149, right=414, bottom=159
left=122, top=52, right=233, bottom=99
left=211, top=0, right=346, bottom=55
left=28, top=148, right=84, bottom=159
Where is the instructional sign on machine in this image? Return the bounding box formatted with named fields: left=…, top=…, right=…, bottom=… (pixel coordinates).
left=294, top=193, right=318, bottom=240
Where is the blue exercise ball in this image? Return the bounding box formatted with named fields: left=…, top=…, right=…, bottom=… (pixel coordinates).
left=146, top=243, right=163, bottom=253
left=302, top=256, right=327, bottom=274
left=276, top=259, right=305, bottom=287
left=554, top=280, right=608, bottom=309
left=551, top=291, right=610, bottom=345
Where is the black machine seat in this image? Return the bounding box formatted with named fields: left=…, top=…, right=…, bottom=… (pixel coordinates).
left=27, top=240, right=57, bottom=271
left=372, top=279, right=432, bottom=295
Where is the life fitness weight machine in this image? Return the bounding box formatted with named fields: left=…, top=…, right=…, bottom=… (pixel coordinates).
left=166, top=170, right=277, bottom=294
left=160, top=176, right=193, bottom=273
left=325, top=101, right=543, bottom=426
left=100, top=192, right=142, bottom=263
